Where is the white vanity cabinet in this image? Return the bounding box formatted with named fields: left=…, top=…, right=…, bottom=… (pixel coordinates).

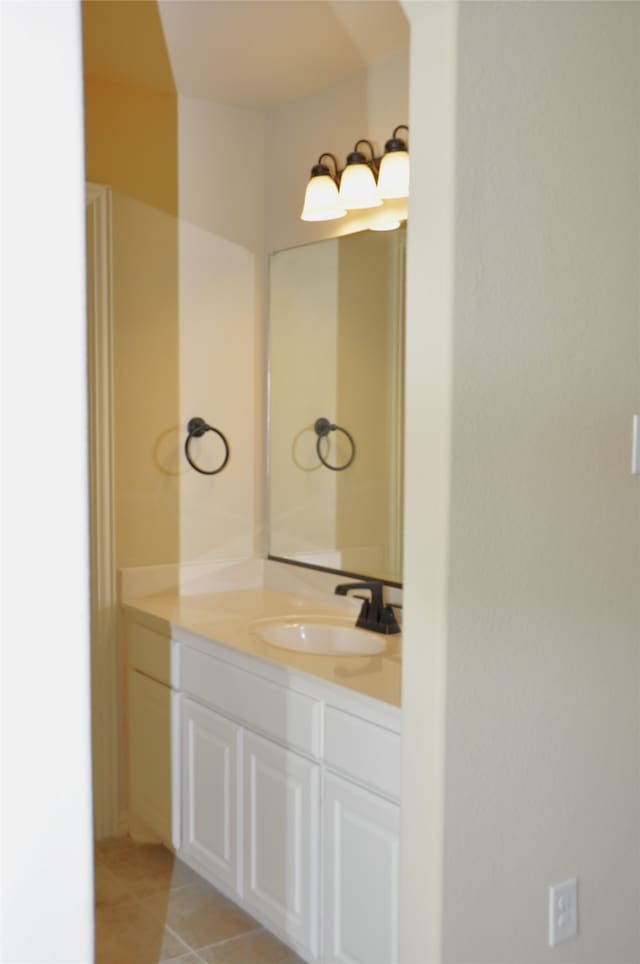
left=180, top=638, right=321, bottom=960
left=243, top=729, right=320, bottom=956
left=322, top=706, right=401, bottom=964
left=126, top=618, right=180, bottom=849
left=125, top=608, right=400, bottom=964
left=181, top=697, right=241, bottom=894
left=323, top=776, right=399, bottom=964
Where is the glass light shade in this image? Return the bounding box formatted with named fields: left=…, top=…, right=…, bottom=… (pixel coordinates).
left=338, top=162, right=382, bottom=210
left=377, top=149, right=410, bottom=200
left=369, top=213, right=401, bottom=232
left=300, top=174, right=346, bottom=222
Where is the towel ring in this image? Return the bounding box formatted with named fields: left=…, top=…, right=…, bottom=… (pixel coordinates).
left=185, top=417, right=230, bottom=475
left=314, top=417, right=356, bottom=472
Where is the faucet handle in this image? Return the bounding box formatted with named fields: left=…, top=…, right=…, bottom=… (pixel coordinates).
left=380, top=604, right=401, bottom=632
left=335, top=581, right=383, bottom=611
left=334, top=581, right=400, bottom=635
left=335, top=580, right=383, bottom=596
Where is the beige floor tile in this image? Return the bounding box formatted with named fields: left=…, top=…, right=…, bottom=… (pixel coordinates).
left=157, top=929, right=193, bottom=963
left=101, top=843, right=186, bottom=898
left=159, top=953, right=203, bottom=964
left=136, top=885, right=172, bottom=921
left=198, top=929, right=303, bottom=964
left=171, top=858, right=202, bottom=890
left=142, top=881, right=259, bottom=951
left=95, top=863, right=132, bottom=909
left=95, top=900, right=189, bottom=964
left=95, top=835, right=137, bottom=863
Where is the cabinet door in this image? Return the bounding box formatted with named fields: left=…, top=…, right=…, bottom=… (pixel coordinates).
left=323, top=773, right=399, bottom=964
left=243, top=730, right=319, bottom=958
left=128, top=669, right=174, bottom=846
left=181, top=697, right=241, bottom=894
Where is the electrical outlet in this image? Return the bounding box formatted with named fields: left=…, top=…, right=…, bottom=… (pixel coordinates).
left=632, top=415, right=640, bottom=475
left=549, top=879, right=578, bottom=947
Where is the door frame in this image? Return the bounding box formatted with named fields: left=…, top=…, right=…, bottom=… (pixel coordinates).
left=86, top=182, right=121, bottom=838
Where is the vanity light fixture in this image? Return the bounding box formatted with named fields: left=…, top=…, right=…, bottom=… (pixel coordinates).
left=299, top=125, right=409, bottom=223
left=338, top=140, right=382, bottom=210
left=369, top=216, right=402, bottom=232
left=377, top=125, right=410, bottom=200
left=300, top=153, right=346, bottom=222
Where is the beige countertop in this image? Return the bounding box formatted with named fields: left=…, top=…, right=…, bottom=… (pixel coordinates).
left=123, top=588, right=401, bottom=708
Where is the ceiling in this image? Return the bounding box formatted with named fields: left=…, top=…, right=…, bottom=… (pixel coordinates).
left=82, top=0, right=409, bottom=108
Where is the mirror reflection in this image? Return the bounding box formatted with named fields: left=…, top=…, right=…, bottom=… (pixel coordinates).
left=268, top=227, right=405, bottom=584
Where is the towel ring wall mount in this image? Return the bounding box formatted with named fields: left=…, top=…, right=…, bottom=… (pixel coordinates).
left=185, top=417, right=230, bottom=475
left=314, top=417, right=356, bottom=471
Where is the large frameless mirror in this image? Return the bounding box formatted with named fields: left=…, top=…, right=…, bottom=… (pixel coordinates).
left=268, top=226, right=405, bottom=584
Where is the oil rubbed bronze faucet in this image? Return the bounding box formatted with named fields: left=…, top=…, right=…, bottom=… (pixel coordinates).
left=335, top=581, right=401, bottom=635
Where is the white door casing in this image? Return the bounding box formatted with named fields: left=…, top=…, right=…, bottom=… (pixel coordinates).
left=86, top=182, right=121, bottom=839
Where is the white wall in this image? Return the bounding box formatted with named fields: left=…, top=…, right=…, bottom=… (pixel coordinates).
left=1, top=1, right=94, bottom=959
left=269, top=240, right=339, bottom=557
left=177, top=95, right=264, bottom=562
left=401, top=2, right=640, bottom=962
left=441, top=5, right=640, bottom=960
left=399, top=3, right=457, bottom=961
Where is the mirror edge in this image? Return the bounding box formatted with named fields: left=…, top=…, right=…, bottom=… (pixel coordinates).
left=267, top=554, right=403, bottom=591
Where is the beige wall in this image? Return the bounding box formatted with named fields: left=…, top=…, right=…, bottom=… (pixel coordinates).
left=111, top=192, right=180, bottom=569
left=84, top=23, right=265, bottom=569
left=84, top=0, right=180, bottom=571
left=336, top=231, right=401, bottom=581
left=84, top=76, right=180, bottom=570
left=83, top=0, right=175, bottom=105
left=442, top=4, right=640, bottom=960
left=401, top=2, right=640, bottom=961
left=84, top=77, right=177, bottom=218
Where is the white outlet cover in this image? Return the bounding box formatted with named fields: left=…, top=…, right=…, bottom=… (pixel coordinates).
left=632, top=415, right=640, bottom=475
left=549, top=878, right=578, bottom=947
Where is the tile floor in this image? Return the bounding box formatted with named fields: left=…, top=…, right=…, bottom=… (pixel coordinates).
left=95, top=836, right=303, bottom=964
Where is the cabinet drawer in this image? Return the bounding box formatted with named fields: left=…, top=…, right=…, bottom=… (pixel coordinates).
left=127, top=619, right=178, bottom=688
left=324, top=707, right=400, bottom=801
left=182, top=645, right=321, bottom=759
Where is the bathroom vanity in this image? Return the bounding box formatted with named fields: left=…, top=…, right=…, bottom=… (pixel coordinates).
left=124, top=588, right=401, bottom=964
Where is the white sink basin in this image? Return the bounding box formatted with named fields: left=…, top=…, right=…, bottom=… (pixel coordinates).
left=251, top=615, right=387, bottom=656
